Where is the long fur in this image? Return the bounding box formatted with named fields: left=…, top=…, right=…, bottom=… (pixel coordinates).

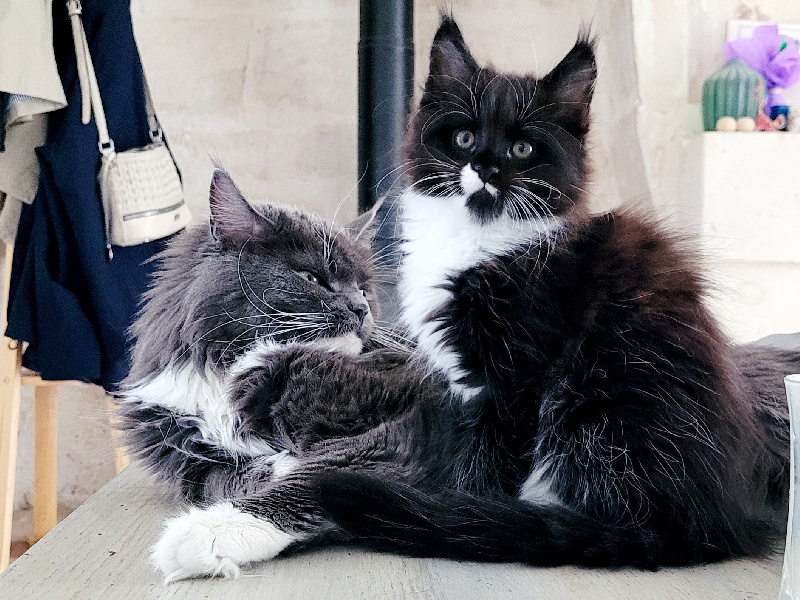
left=318, top=16, right=797, bottom=566
left=119, top=17, right=797, bottom=582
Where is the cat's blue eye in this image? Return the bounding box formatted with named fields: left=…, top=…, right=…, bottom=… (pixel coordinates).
left=453, top=129, right=475, bottom=150
left=296, top=270, right=321, bottom=285
left=512, top=140, right=534, bottom=159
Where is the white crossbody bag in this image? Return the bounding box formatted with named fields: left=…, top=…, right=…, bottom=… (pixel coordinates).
left=67, top=0, right=191, bottom=259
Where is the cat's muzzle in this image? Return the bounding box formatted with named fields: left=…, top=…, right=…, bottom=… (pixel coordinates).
left=465, top=188, right=505, bottom=223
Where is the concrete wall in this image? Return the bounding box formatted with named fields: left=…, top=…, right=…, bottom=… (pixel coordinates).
left=11, top=0, right=800, bottom=516
left=13, top=383, right=115, bottom=515
left=129, top=0, right=633, bottom=222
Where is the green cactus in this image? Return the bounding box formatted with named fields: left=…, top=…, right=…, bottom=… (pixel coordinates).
left=702, top=59, right=766, bottom=131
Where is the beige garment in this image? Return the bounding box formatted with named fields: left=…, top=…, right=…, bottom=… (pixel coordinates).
left=0, top=114, right=48, bottom=242
left=0, top=114, right=47, bottom=204
left=0, top=0, right=67, bottom=111
left=0, top=0, right=67, bottom=242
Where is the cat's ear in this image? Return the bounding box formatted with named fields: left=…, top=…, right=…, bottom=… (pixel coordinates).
left=543, top=34, right=597, bottom=125
left=208, top=169, right=271, bottom=245
left=426, top=16, right=479, bottom=87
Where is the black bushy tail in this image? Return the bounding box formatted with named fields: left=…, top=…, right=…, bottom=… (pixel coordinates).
left=315, top=472, right=665, bottom=569
left=738, top=342, right=800, bottom=401
left=736, top=342, right=799, bottom=504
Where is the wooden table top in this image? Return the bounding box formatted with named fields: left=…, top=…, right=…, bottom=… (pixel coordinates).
left=0, top=465, right=785, bottom=599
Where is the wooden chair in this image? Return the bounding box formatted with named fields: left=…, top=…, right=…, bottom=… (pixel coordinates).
left=0, top=244, right=127, bottom=570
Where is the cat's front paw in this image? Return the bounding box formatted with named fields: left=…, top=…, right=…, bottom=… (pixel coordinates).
left=151, top=502, right=298, bottom=583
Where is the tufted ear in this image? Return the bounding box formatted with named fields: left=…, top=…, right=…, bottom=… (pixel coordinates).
left=208, top=168, right=271, bottom=246
left=425, top=16, right=479, bottom=89
left=344, top=198, right=384, bottom=245
left=542, top=33, right=597, bottom=126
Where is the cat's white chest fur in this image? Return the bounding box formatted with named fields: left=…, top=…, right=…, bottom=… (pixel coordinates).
left=125, top=359, right=278, bottom=458
left=398, top=189, right=559, bottom=401
left=125, top=338, right=364, bottom=459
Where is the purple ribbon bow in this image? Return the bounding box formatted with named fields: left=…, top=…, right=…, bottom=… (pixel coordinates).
left=724, top=24, right=800, bottom=109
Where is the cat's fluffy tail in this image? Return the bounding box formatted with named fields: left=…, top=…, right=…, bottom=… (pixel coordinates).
left=315, top=472, right=670, bottom=569
left=316, top=472, right=779, bottom=568
left=736, top=342, right=798, bottom=504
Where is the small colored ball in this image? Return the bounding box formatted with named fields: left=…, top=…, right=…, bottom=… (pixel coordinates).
left=716, top=116, right=737, bottom=131
left=736, top=117, right=756, bottom=132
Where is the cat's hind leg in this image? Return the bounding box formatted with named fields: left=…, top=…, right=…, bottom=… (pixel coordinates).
left=151, top=501, right=302, bottom=583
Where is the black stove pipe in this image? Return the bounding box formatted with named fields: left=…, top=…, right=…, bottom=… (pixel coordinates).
left=357, top=0, right=414, bottom=213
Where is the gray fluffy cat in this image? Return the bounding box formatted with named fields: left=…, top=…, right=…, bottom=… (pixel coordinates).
left=118, top=168, right=448, bottom=581
left=120, top=165, right=793, bottom=584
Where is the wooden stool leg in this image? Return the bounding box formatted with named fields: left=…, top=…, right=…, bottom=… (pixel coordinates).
left=0, top=340, right=21, bottom=571
left=31, top=386, right=57, bottom=544
left=0, top=243, right=22, bottom=570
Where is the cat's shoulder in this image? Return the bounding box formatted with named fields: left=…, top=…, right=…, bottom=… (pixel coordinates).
left=568, top=209, right=707, bottom=298
left=570, top=210, right=698, bottom=265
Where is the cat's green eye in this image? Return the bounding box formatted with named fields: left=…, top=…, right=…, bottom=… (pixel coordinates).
left=512, top=140, right=534, bottom=159
left=453, top=129, right=475, bottom=150
left=296, top=270, right=321, bottom=285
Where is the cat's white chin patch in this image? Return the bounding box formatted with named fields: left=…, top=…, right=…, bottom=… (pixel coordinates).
left=151, top=502, right=300, bottom=583
left=309, top=332, right=363, bottom=356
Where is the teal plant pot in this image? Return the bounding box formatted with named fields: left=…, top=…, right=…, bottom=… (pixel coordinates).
left=702, top=58, right=766, bottom=131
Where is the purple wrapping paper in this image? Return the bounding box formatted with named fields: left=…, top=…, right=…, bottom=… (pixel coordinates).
left=724, top=24, right=800, bottom=109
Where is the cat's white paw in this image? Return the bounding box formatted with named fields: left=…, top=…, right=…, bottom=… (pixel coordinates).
left=151, top=501, right=299, bottom=583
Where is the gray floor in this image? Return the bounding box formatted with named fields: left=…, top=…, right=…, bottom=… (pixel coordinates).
left=0, top=465, right=784, bottom=600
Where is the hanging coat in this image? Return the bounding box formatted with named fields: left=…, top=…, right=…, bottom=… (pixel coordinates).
left=6, top=0, right=172, bottom=390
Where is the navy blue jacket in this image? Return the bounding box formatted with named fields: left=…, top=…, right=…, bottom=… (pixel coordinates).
left=7, top=0, right=171, bottom=390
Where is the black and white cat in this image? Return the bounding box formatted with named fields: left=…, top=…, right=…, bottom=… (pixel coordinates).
left=308, top=17, right=797, bottom=564
left=120, top=17, right=797, bottom=582
left=322, top=16, right=798, bottom=560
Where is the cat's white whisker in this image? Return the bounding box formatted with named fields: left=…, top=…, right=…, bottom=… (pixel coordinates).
left=373, top=156, right=458, bottom=195
left=236, top=248, right=272, bottom=318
